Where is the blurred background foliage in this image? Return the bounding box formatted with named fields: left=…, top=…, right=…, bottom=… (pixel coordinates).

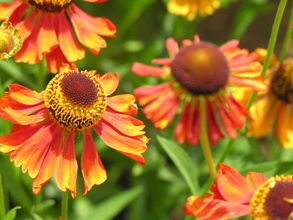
left=0, top=0, right=293, bottom=219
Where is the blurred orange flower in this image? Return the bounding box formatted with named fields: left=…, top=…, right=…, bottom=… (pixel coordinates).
left=0, top=65, right=148, bottom=198
left=132, top=35, right=265, bottom=146
left=184, top=164, right=293, bottom=219
left=167, top=0, right=220, bottom=21
left=0, top=0, right=116, bottom=73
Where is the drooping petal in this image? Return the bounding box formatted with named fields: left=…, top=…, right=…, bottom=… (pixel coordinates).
left=132, top=62, right=168, bottom=78
left=6, top=2, right=28, bottom=25
left=33, top=123, right=64, bottom=195
left=70, top=4, right=115, bottom=37
left=248, top=95, right=281, bottom=138
left=82, top=130, right=107, bottom=196
left=46, top=46, right=75, bottom=74
left=99, top=72, right=119, bottom=96
left=37, top=13, right=58, bottom=59
left=102, top=109, right=145, bottom=136
left=57, top=12, right=85, bottom=61
left=216, top=164, right=252, bottom=204
left=55, top=132, right=78, bottom=198
left=274, top=104, right=293, bottom=148
left=94, top=119, right=147, bottom=165
left=17, top=8, right=38, bottom=39
left=134, top=83, right=172, bottom=106
left=0, top=0, right=23, bottom=21
left=184, top=195, right=249, bottom=220
left=67, top=6, right=107, bottom=55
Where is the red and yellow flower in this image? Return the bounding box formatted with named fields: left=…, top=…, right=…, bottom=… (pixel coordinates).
left=0, top=65, right=148, bottom=198
left=132, top=35, right=265, bottom=146
left=167, top=0, right=221, bottom=21
left=184, top=164, right=293, bottom=219
left=0, top=0, right=116, bottom=73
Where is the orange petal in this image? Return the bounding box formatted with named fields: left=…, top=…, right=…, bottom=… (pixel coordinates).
left=55, top=132, right=77, bottom=198
left=100, top=72, right=119, bottom=96
left=229, top=75, right=267, bottom=91
left=37, top=13, right=58, bottom=59
left=0, top=0, right=24, bottom=21
left=217, top=164, right=252, bottom=204
left=8, top=84, right=43, bottom=105
left=206, top=100, right=224, bottom=146
left=46, top=47, right=74, bottom=74
left=220, top=40, right=239, bottom=52
left=248, top=95, right=281, bottom=138
left=67, top=6, right=107, bottom=55
left=184, top=195, right=249, bottom=220
left=107, top=94, right=137, bottom=115
left=102, top=109, right=145, bottom=136
left=33, top=123, right=64, bottom=195
left=151, top=58, right=172, bottom=66
left=132, top=62, right=167, bottom=77
left=134, top=83, right=172, bottom=106
left=246, top=172, right=267, bottom=191
left=57, top=12, right=85, bottom=61
left=166, top=38, right=179, bottom=57
left=143, top=91, right=180, bottom=129
left=71, top=4, right=115, bottom=37
left=82, top=130, right=107, bottom=196
left=274, top=104, right=293, bottom=148
left=94, top=119, right=147, bottom=165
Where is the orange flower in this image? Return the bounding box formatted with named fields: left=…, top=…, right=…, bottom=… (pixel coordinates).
left=167, top=0, right=220, bottom=21
left=0, top=18, right=23, bottom=61
left=184, top=164, right=293, bottom=219
left=132, top=35, right=265, bottom=146
left=0, top=0, right=116, bottom=73
left=0, top=65, right=148, bottom=198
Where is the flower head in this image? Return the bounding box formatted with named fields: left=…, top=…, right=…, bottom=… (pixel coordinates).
left=0, top=65, right=148, bottom=198
left=184, top=164, right=293, bottom=219
left=167, top=0, right=221, bottom=21
left=246, top=50, right=293, bottom=148
left=0, top=0, right=116, bottom=73
left=132, top=35, right=265, bottom=146
left=0, top=18, right=23, bottom=61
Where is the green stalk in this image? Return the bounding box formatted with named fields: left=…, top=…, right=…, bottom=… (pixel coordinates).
left=61, top=191, right=68, bottom=220
left=247, top=0, right=288, bottom=109
left=279, top=0, right=293, bottom=61
left=0, top=174, right=5, bottom=219
left=199, top=97, right=217, bottom=182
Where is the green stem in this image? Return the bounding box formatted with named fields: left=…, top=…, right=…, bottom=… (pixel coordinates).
left=61, top=191, right=68, bottom=220
left=0, top=174, right=6, bottom=219
left=216, top=139, right=234, bottom=164
left=279, top=0, right=293, bottom=60
left=199, top=97, right=217, bottom=182
left=247, top=0, right=288, bottom=109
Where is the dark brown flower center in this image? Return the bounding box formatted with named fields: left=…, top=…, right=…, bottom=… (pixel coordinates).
left=265, top=182, right=293, bottom=219
left=28, top=0, right=74, bottom=12
left=61, top=73, right=98, bottom=106
left=0, top=28, right=15, bottom=54
left=270, top=60, right=293, bottom=103
left=250, top=175, right=293, bottom=219
left=44, top=70, right=107, bottom=132
left=171, top=42, right=230, bottom=95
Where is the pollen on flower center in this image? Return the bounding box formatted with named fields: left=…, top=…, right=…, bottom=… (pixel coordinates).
left=171, top=42, right=230, bottom=95
left=270, top=59, right=293, bottom=103
left=0, top=28, right=15, bottom=54
left=44, top=70, right=107, bottom=132
left=250, top=175, right=293, bottom=219
left=28, top=0, right=74, bottom=12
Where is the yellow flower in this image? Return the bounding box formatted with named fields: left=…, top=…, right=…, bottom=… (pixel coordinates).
left=167, top=0, right=220, bottom=21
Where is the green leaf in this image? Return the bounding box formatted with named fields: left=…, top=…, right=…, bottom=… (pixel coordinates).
left=84, top=187, right=142, bottom=220
left=157, top=135, right=199, bottom=195
left=4, top=206, right=21, bottom=220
